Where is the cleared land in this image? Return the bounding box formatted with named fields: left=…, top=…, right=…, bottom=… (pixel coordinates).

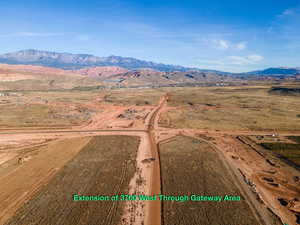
left=0, top=90, right=102, bottom=128
left=159, top=135, right=265, bottom=225
left=3, top=135, right=139, bottom=225
left=159, top=86, right=300, bottom=131
left=217, top=135, right=300, bottom=225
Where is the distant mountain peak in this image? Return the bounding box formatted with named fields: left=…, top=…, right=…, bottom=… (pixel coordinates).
left=0, top=49, right=203, bottom=72
left=246, top=67, right=300, bottom=75
left=1, top=49, right=298, bottom=77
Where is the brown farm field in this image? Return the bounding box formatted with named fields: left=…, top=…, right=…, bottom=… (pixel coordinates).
left=159, top=135, right=281, bottom=225
left=2, top=135, right=140, bottom=225
left=159, top=85, right=300, bottom=131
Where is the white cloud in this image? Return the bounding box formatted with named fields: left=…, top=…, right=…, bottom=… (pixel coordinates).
left=211, top=39, right=247, bottom=50
left=198, top=54, right=264, bottom=66
left=196, top=59, right=225, bottom=66
left=277, top=7, right=300, bottom=18
left=278, top=9, right=296, bottom=18
left=17, top=32, right=63, bottom=37
left=74, top=34, right=92, bottom=41
left=218, top=40, right=230, bottom=49
left=235, top=41, right=247, bottom=50
left=213, top=39, right=230, bottom=50
left=227, top=56, right=250, bottom=65
left=247, top=54, right=264, bottom=62
left=228, top=54, right=264, bottom=65
left=229, top=54, right=264, bottom=65
left=0, top=32, right=64, bottom=38
left=282, top=9, right=295, bottom=16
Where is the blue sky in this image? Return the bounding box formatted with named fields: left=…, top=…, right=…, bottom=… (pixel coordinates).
left=0, top=0, right=300, bottom=72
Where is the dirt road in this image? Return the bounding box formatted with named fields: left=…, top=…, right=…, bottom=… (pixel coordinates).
left=143, top=94, right=168, bottom=225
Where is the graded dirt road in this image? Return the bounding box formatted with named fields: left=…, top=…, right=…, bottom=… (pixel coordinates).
left=143, top=94, right=168, bottom=225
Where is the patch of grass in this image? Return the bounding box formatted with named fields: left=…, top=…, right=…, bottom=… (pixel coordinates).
left=287, top=136, right=300, bottom=144
left=261, top=143, right=300, bottom=151
left=260, top=142, right=300, bottom=166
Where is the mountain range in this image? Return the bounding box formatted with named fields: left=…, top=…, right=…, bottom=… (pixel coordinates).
left=0, top=50, right=299, bottom=77
left=0, top=49, right=202, bottom=72
left=0, top=49, right=299, bottom=90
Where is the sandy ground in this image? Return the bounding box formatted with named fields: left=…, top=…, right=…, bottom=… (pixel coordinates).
left=0, top=153, right=17, bottom=166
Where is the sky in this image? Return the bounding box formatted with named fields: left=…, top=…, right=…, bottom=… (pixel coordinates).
left=0, top=0, right=300, bottom=72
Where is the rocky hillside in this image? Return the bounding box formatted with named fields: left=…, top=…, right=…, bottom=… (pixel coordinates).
left=100, top=70, right=238, bottom=87
left=75, top=66, right=128, bottom=79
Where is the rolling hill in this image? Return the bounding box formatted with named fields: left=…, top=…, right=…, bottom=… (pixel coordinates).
left=0, top=64, right=100, bottom=90
left=0, top=63, right=238, bottom=90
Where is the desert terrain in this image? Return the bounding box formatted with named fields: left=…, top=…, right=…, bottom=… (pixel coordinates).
left=0, top=78, right=300, bottom=225
left=2, top=0, right=300, bottom=221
